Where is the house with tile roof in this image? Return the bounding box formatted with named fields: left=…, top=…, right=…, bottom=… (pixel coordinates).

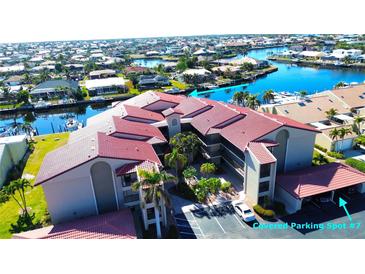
left=34, top=91, right=365, bottom=233
left=264, top=85, right=365, bottom=152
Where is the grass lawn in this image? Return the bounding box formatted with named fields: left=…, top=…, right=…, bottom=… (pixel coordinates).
left=170, top=80, right=188, bottom=90
left=0, top=102, right=24, bottom=110
left=0, top=132, right=69, bottom=239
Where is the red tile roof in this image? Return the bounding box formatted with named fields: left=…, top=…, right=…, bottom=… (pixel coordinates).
left=35, top=132, right=161, bottom=185
left=116, top=160, right=158, bottom=176
left=191, top=101, right=243, bottom=135
left=175, top=97, right=212, bottom=118
left=220, top=106, right=319, bottom=151
left=162, top=107, right=184, bottom=117
left=276, top=163, right=365, bottom=199
left=112, top=116, right=166, bottom=142
left=97, top=132, right=161, bottom=164
left=247, top=142, right=276, bottom=164
left=155, top=92, right=185, bottom=105
left=13, top=209, right=137, bottom=239
left=123, top=104, right=164, bottom=122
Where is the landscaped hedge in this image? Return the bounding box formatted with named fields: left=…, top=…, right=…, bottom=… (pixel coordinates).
left=327, top=151, right=344, bottom=159
left=355, top=135, right=365, bottom=146
left=253, top=204, right=275, bottom=219
left=345, top=158, right=365, bottom=173
left=315, top=144, right=327, bottom=153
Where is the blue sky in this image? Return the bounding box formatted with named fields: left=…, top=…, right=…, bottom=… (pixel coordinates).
left=0, top=0, right=363, bottom=43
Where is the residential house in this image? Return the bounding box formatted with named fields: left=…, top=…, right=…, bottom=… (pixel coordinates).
left=84, top=77, right=127, bottom=96
left=30, top=80, right=79, bottom=100
left=89, top=69, right=116, bottom=80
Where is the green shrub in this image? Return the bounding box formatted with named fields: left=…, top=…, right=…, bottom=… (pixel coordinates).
left=182, top=166, right=198, bottom=180
left=345, top=158, right=365, bottom=173
left=220, top=181, right=231, bottom=192
left=355, top=135, right=365, bottom=146
left=314, top=144, right=327, bottom=153
left=253, top=204, right=275, bottom=219
left=200, top=162, right=217, bottom=177
left=327, top=151, right=344, bottom=159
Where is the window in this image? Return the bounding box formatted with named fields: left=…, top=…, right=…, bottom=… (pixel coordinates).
left=259, top=181, right=270, bottom=193
left=122, top=173, right=137, bottom=187
left=260, top=164, right=271, bottom=178
left=147, top=208, right=155, bottom=220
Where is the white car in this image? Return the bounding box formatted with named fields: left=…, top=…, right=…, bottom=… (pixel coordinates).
left=232, top=201, right=256, bottom=222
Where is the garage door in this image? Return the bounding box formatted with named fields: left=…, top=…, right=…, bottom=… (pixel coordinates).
left=335, top=138, right=353, bottom=151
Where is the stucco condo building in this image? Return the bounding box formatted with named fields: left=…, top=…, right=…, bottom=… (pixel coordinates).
left=35, top=91, right=365, bottom=228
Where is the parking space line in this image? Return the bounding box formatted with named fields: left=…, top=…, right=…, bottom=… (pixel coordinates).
left=233, top=214, right=246, bottom=229
left=214, top=217, right=226, bottom=233
left=190, top=212, right=205, bottom=238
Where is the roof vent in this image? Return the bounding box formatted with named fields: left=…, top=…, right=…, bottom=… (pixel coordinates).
left=135, top=147, right=139, bottom=152
left=91, top=146, right=95, bottom=151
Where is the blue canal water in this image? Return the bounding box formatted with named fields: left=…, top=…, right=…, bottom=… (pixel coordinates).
left=1, top=46, right=365, bottom=135
left=193, top=47, right=365, bottom=102
left=0, top=104, right=110, bottom=135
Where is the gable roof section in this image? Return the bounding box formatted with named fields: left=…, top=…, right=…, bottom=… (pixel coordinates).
left=329, top=84, right=365, bottom=109
left=174, top=97, right=212, bottom=118
left=247, top=142, right=276, bottom=164
left=122, top=104, right=164, bottom=122
left=112, top=117, right=166, bottom=142
left=35, top=132, right=161, bottom=185
left=276, top=163, right=365, bottom=199
left=191, top=100, right=243, bottom=135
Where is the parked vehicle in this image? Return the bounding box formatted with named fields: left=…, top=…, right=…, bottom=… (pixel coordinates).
left=232, top=200, right=256, bottom=222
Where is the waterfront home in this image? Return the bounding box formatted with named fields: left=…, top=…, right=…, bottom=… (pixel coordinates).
left=84, top=77, right=127, bottom=96
left=4, top=75, right=25, bottom=86
left=181, top=68, right=214, bottom=84
left=138, top=74, right=170, bottom=90
left=89, top=69, right=116, bottom=80
left=30, top=79, right=79, bottom=100
left=0, top=135, right=28, bottom=188
left=35, top=91, right=337, bottom=230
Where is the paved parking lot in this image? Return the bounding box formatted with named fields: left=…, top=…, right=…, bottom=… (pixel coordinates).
left=175, top=203, right=248, bottom=239
left=175, top=194, right=365, bottom=239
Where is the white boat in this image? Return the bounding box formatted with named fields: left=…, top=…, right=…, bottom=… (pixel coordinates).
left=65, top=119, right=81, bottom=131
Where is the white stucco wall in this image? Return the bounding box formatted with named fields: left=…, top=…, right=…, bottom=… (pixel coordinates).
left=261, top=126, right=317, bottom=172
left=42, top=157, right=136, bottom=224
left=275, top=186, right=302, bottom=214
left=244, top=150, right=260, bottom=204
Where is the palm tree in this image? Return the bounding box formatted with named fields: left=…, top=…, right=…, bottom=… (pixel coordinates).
left=329, top=128, right=340, bottom=151
left=246, top=94, right=261, bottom=110
left=131, top=169, right=176, bottom=238
left=338, top=127, right=352, bottom=152
left=170, top=132, right=201, bottom=163
left=233, top=91, right=244, bottom=106
left=353, top=116, right=364, bottom=135
left=262, top=89, right=275, bottom=104
left=325, top=108, right=338, bottom=121
left=164, top=149, right=188, bottom=184
left=299, top=90, right=308, bottom=98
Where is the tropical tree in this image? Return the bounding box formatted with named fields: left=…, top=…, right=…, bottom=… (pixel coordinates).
left=16, top=89, right=30, bottom=105
left=200, top=162, right=216, bottom=177
left=329, top=128, right=340, bottom=148
left=325, top=108, right=338, bottom=121
left=0, top=179, right=33, bottom=222
left=334, top=81, right=346, bottom=89
left=353, top=116, right=364, bottom=135
left=246, top=94, right=261, bottom=110
left=299, top=90, right=308, bottom=98
left=131, top=169, right=176, bottom=238
left=164, top=149, right=188, bottom=183
left=338, top=127, right=352, bottom=152
left=233, top=91, right=249, bottom=106
left=262, top=89, right=275, bottom=104
left=170, top=132, right=201, bottom=163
